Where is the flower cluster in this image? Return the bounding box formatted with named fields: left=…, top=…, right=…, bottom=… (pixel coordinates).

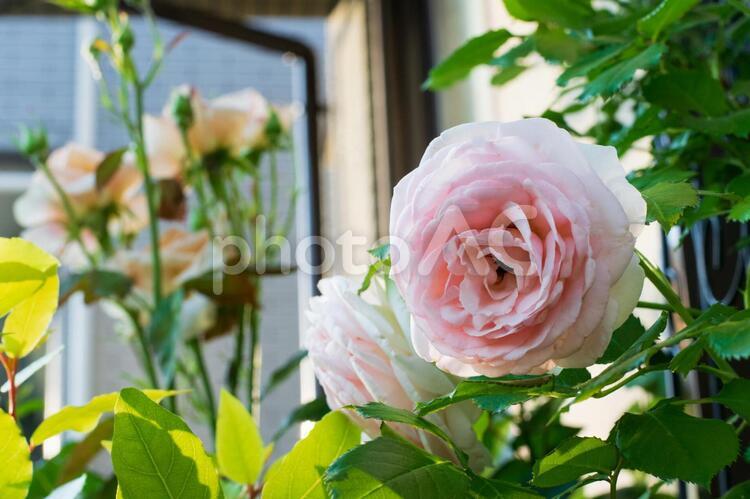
left=304, top=118, right=646, bottom=456
left=145, top=87, right=296, bottom=179
left=14, top=86, right=292, bottom=275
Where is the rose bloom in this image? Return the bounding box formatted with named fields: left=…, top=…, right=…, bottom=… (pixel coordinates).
left=117, top=225, right=210, bottom=297
left=304, top=276, right=489, bottom=471
left=389, top=119, right=646, bottom=377
left=144, top=86, right=295, bottom=178
left=14, top=143, right=147, bottom=265
left=107, top=225, right=214, bottom=340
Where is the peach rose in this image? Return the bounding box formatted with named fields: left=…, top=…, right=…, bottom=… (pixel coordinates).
left=117, top=225, right=210, bottom=296
left=143, top=87, right=295, bottom=178
left=304, top=276, right=489, bottom=471
left=389, top=119, right=646, bottom=377
left=211, top=88, right=296, bottom=150
left=14, top=143, right=147, bottom=265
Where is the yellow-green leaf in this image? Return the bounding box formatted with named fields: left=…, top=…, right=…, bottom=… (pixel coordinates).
left=112, top=388, right=222, bottom=499
left=0, top=237, right=58, bottom=317
left=216, top=389, right=267, bottom=484
left=31, top=389, right=182, bottom=447
left=264, top=411, right=361, bottom=499
left=0, top=409, right=32, bottom=499
left=2, top=273, right=59, bottom=359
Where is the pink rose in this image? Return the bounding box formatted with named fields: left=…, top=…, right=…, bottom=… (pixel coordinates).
left=389, top=119, right=646, bottom=377
left=304, top=276, right=489, bottom=470
left=14, top=143, right=147, bottom=265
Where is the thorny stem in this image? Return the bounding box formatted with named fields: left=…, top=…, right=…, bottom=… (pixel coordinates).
left=119, top=303, right=160, bottom=390
left=189, top=338, right=217, bottom=437
left=593, top=363, right=669, bottom=399
left=637, top=250, right=739, bottom=378
left=0, top=355, right=17, bottom=420
left=610, top=457, right=624, bottom=499
left=268, top=149, right=279, bottom=234
left=32, top=157, right=97, bottom=266
left=737, top=420, right=748, bottom=436
left=132, top=83, right=164, bottom=306
left=248, top=303, right=262, bottom=418
left=636, top=250, right=694, bottom=325
left=636, top=300, right=701, bottom=316
left=228, top=306, right=245, bottom=396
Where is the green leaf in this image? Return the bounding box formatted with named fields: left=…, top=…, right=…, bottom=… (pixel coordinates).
left=532, top=437, right=618, bottom=487
left=26, top=443, right=75, bottom=499
left=271, top=397, right=330, bottom=442
left=502, top=0, right=594, bottom=29
left=416, top=376, right=552, bottom=415
left=534, top=28, right=583, bottom=63
left=491, top=64, right=527, bottom=86
left=324, top=431, right=471, bottom=499
left=221, top=481, right=246, bottom=499
left=579, top=313, right=668, bottom=401
left=729, top=196, right=750, bottom=222
left=2, top=271, right=59, bottom=359
left=351, top=402, right=468, bottom=467
left=714, top=378, right=750, bottom=422
left=0, top=237, right=59, bottom=318
left=368, top=244, right=390, bottom=261
left=705, top=312, right=750, bottom=360
left=580, top=44, right=665, bottom=101
left=638, top=0, right=700, bottom=38
left=598, top=315, right=646, bottom=364
left=182, top=270, right=258, bottom=306
left=45, top=473, right=104, bottom=499
left=641, top=181, right=699, bottom=229
left=611, top=106, right=664, bottom=154
left=644, top=70, right=727, bottom=116
left=728, top=173, right=750, bottom=197
left=669, top=338, right=705, bottom=376
left=49, top=0, right=99, bottom=13
left=469, top=475, right=542, bottom=498
left=95, top=148, right=127, bottom=190
left=264, top=411, right=360, bottom=499
left=725, top=481, right=750, bottom=499
left=681, top=108, right=750, bottom=138
left=59, top=417, right=114, bottom=484
left=148, top=289, right=184, bottom=385
left=613, top=403, right=739, bottom=485
left=30, top=389, right=181, bottom=447
left=490, top=37, right=535, bottom=68
left=424, top=30, right=512, bottom=90
left=60, top=270, right=133, bottom=305
left=0, top=409, right=32, bottom=499
left=629, top=166, right=696, bottom=191
left=358, top=259, right=388, bottom=295
left=216, top=389, right=267, bottom=485
left=554, top=368, right=591, bottom=389
left=262, top=350, right=307, bottom=400
left=557, top=44, right=627, bottom=86
left=112, top=388, right=222, bottom=499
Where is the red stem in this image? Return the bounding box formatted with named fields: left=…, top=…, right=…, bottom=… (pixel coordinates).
left=247, top=484, right=262, bottom=499
left=0, top=354, right=17, bottom=419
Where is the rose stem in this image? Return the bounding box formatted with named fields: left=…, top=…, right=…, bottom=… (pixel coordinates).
left=0, top=354, right=17, bottom=420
